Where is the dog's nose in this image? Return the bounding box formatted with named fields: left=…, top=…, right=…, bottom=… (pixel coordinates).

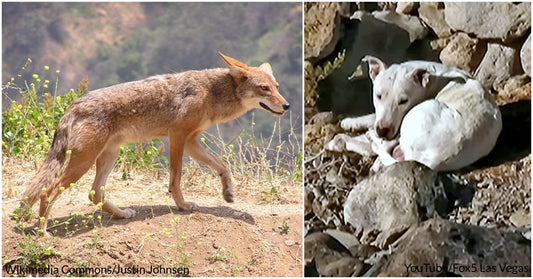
left=376, top=126, right=389, bottom=138
left=282, top=103, right=290, bottom=111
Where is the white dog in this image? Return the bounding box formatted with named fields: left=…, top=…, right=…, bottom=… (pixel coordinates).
left=339, top=56, right=502, bottom=171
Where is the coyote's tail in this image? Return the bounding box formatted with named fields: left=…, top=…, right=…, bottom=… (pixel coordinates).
left=18, top=118, right=70, bottom=216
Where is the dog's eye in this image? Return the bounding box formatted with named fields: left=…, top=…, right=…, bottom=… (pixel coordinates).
left=399, top=98, right=408, bottom=105
left=376, top=94, right=382, bottom=100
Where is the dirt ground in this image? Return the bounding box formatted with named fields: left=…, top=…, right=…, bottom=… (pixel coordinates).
left=1, top=158, right=303, bottom=277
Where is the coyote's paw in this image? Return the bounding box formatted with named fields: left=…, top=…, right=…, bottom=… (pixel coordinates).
left=41, top=230, right=53, bottom=238
left=177, top=201, right=199, bottom=211
left=223, top=189, right=234, bottom=203
left=113, top=208, right=137, bottom=219
left=220, top=174, right=234, bottom=203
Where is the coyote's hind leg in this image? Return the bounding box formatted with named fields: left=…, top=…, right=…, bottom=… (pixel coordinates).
left=90, top=142, right=136, bottom=219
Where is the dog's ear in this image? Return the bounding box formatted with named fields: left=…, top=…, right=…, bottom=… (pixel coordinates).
left=412, top=68, right=431, bottom=88
left=362, top=55, right=386, bottom=81
left=218, top=52, right=250, bottom=84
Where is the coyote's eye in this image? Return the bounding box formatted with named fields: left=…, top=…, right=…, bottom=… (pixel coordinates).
left=260, top=85, right=270, bottom=91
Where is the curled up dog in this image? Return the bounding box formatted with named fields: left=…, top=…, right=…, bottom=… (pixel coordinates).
left=17, top=52, right=290, bottom=236
left=336, top=56, right=502, bottom=171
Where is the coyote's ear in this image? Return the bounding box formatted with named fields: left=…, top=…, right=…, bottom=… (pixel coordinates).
left=362, top=55, right=386, bottom=82
left=218, top=52, right=249, bottom=83
left=258, top=63, right=273, bottom=76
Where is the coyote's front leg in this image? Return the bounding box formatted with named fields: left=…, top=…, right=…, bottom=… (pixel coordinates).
left=185, top=134, right=234, bottom=203
left=169, top=132, right=199, bottom=210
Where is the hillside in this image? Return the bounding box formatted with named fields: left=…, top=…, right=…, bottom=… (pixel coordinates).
left=2, top=2, right=302, bottom=143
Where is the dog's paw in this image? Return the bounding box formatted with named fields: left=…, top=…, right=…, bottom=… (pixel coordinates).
left=340, top=114, right=375, bottom=131
left=340, top=118, right=358, bottom=131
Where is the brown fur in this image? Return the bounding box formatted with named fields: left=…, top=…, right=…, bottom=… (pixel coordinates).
left=19, top=52, right=290, bottom=236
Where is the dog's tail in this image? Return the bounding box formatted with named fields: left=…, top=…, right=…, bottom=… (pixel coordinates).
left=17, top=116, right=71, bottom=218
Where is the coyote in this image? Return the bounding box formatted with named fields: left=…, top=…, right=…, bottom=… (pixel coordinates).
left=19, top=52, right=290, bottom=235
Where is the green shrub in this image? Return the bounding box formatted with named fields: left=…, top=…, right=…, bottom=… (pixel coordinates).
left=2, top=59, right=165, bottom=171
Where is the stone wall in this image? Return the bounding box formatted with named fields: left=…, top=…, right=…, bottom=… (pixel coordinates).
left=305, top=2, right=530, bottom=117
left=304, top=2, right=531, bottom=277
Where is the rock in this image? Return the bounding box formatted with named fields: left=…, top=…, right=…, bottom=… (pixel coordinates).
left=510, top=210, right=531, bottom=227
left=304, top=61, right=317, bottom=109
left=521, top=34, right=531, bottom=76
left=444, top=2, right=531, bottom=43
left=418, top=2, right=452, bottom=37
left=439, top=32, right=486, bottom=73
left=495, top=77, right=531, bottom=105
left=284, top=239, right=295, bottom=246
left=370, top=10, right=428, bottom=42
left=315, top=252, right=362, bottom=277
left=324, top=229, right=361, bottom=254
left=430, top=36, right=451, bottom=52
left=304, top=2, right=350, bottom=60
left=395, top=2, right=418, bottom=15
left=372, top=219, right=531, bottom=276
left=474, top=43, right=521, bottom=90
left=304, top=186, right=314, bottom=217
left=343, top=161, right=443, bottom=247
left=304, top=232, right=364, bottom=277
left=304, top=232, right=330, bottom=264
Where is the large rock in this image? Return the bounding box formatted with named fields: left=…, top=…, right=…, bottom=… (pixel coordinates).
left=474, top=43, right=521, bottom=90
left=372, top=219, right=531, bottom=276
left=439, top=32, right=485, bottom=73
left=343, top=161, right=444, bottom=247
left=444, top=2, right=531, bottom=43
left=308, top=219, right=531, bottom=277
left=521, top=34, right=531, bottom=76
left=369, top=10, right=428, bottom=42
left=418, top=2, right=452, bottom=38
left=304, top=2, right=350, bottom=61
left=395, top=2, right=417, bottom=15
left=304, top=231, right=365, bottom=277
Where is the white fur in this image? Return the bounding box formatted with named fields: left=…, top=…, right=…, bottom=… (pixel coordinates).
left=341, top=57, right=502, bottom=171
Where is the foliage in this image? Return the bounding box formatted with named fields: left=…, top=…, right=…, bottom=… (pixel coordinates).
left=314, top=49, right=346, bottom=82
left=2, top=3, right=302, bottom=156
left=1, top=60, right=167, bottom=171
left=2, top=59, right=80, bottom=161
left=2, top=58, right=301, bottom=181
left=3, top=231, right=61, bottom=272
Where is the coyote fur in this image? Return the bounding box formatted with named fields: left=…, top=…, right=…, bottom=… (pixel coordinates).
left=19, top=52, right=290, bottom=235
